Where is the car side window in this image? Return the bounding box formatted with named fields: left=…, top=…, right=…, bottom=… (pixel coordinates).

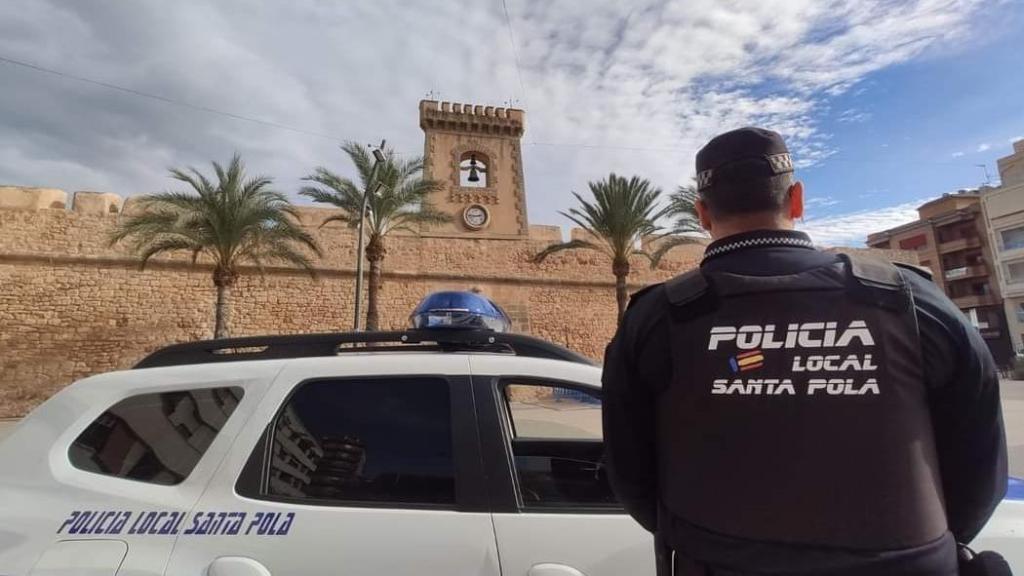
left=259, top=377, right=455, bottom=507
left=68, top=387, right=244, bottom=485
left=503, top=382, right=618, bottom=510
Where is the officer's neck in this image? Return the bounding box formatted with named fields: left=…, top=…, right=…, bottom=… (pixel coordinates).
left=707, top=213, right=795, bottom=241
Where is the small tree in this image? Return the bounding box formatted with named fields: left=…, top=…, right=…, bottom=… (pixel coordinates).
left=534, top=174, right=666, bottom=324
left=651, top=183, right=708, bottom=267
left=300, top=142, right=449, bottom=331
left=111, top=155, right=321, bottom=338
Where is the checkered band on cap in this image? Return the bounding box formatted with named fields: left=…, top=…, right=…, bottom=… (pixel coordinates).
left=767, top=153, right=794, bottom=174
left=696, top=169, right=714, bottom=191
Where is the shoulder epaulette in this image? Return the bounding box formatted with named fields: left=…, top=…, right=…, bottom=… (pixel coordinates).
left=627, top=282, right=662, bottom=310
left=893, top=261, right=933, bottom=282
left=841, top=254, right=903, bottom=290
left=664, top=269, right=708, bottom=306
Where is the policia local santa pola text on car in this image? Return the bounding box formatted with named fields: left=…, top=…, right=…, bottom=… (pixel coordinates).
left=602, top=128, right=1009, bottom=576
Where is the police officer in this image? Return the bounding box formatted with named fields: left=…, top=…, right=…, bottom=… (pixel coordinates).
left=603, top=127, right=1008, bottom=576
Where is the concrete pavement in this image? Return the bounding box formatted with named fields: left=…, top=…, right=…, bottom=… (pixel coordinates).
left=0, top=419, right=17, bottom=443
left=1002, top=381, right=1024, bottom=478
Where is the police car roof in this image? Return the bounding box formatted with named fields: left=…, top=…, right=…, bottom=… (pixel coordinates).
left=134, top=329, right=594, bottom=369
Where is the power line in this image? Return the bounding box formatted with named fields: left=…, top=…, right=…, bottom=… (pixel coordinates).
left=499, top=0, right=529, bottom=112
left=0, top=53, right=402, bottom=148
left=0, top=54, right=1001, bottom=168
left=526, top=141, right=689, bottom=153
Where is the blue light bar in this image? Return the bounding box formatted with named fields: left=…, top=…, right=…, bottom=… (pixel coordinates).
left=410, top=291, right=512, bottom=332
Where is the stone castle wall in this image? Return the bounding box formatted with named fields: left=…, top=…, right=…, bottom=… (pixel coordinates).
left=0, top=187, right=917, bottom=418
left=0, top=187, right=705, bottom=417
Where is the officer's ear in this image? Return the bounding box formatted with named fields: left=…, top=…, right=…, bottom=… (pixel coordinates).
left=788, top=181, right=805, bottom=220
left=695, top=198, right=714, bottom=232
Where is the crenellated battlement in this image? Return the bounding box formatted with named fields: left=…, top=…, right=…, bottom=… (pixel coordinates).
left=419, top=100, right=524, bottom=137
left=0, top=186, right=69, bottom=211
left=0, top=186, right=128, bottom=214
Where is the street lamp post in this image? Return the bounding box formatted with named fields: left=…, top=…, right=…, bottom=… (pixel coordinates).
left=353, top=140, right=387, bottom=331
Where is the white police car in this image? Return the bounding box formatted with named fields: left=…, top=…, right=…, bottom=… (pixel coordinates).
left=0, top=292, right=1021, bottom=576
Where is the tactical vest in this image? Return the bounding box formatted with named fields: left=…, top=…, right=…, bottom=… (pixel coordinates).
left=658, top=254, right=948, bottom=551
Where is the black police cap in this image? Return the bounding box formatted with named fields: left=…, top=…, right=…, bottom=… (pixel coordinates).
left=695, top=127, right=794, bottom=192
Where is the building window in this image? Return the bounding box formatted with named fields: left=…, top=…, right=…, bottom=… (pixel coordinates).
left=898, top=234, right=927, bottom=250
left=459, top=152, right=489, bottom=188
left=1016, top=303, right=1024, bottom=323
left=1001, top=226, right=1024, bottom=251
left=1007, top=261, right=1024, bottom=285
left=69, top=387, right=244, bottom=485
left=502, top=382, right=617, bottom=510
left=258, top=377, right=455, bottom=506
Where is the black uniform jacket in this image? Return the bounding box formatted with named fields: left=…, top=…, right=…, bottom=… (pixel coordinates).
left=602, top=229, right=1007, bottom=574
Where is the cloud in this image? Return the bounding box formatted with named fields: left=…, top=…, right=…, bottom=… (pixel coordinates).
left=977, top=143, right=991, bottom=152
left=952, top=151, right=966, bottom=158
left=837, top=108, right=872, bottom=123
left=798, top=199, right=932, bottom=247
left=0, top=0, right=994, bottom=227
left=805, top=196, right=841, bottom=211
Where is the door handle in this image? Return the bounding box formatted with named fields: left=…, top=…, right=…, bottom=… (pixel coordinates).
left=528, top=563, right=586, bottom=576
left=207, top=557, right=272, bottom=576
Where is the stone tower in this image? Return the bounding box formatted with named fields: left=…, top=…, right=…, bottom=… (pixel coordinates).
left=419, top=100, right=529, bottom=237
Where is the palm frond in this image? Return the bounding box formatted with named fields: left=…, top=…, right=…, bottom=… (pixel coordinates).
left=112, top=154, right=321, bottom=278
left=649, top=235, right=705, bottom=268
left=532, top=239, right=601, bottom=263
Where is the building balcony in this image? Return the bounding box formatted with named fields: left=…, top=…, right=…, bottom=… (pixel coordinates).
left=943, top=264, right=988, bottom=281
left=938, top=236, right=982, bottom=254
left=952, top=293, right=1001, bottom=308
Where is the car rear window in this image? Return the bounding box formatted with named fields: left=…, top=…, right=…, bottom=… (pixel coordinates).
left=68, top=387, right=244, bottom=485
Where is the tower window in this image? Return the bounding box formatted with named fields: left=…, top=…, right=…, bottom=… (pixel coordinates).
left=459, top=152, right=489, bottom=188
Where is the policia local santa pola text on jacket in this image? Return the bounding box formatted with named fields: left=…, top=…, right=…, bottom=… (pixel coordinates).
left=602, top=229, right=1008, bottom=575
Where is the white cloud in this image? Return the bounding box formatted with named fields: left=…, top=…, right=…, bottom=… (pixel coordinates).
left=804, top=196, right=841, bottom=212
left=837, top=108, right=872, bottom=123
left=0, top=0, right=994, bottom=227
left=978, top=143, right=992, bottom=152
left=952, top=151, right=966, bottom=158
left=798, top=199, right=932, bottom=247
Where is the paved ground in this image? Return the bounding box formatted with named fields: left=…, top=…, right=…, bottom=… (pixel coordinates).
left=0, top=419, right=17, bottom=443
left=1002, top=381, right=1024, bottom=478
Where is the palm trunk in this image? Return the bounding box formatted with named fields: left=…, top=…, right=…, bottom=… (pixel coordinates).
left=365, top=236, right=386, bottom=331
left=612, top=259, right=630, bottom=325
left=213, top=269, right=235, bottom=339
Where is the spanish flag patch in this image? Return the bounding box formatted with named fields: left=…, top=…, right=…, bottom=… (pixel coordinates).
left=729, top=350, right=765, bottom=373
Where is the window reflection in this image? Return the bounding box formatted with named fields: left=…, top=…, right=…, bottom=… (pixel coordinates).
left=69, top=387, right=243, bottom=485
left=267, top=378, right=455, bottom=505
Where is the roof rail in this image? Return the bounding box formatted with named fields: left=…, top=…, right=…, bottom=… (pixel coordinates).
left=133, top=329, right=594, bottom=369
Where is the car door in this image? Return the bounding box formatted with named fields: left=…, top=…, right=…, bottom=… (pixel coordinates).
left=164, top=354, right=500, bottom=576
left=470, top=355, right=654, bottom=576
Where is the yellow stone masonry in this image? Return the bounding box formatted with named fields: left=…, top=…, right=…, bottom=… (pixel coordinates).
left=0, top=186, right=704, bottom=417
left=0, top=186, right=916, bottom=418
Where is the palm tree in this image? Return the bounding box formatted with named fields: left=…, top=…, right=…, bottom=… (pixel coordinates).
left=300, top=142, right=449, bottom=331
left=110, top=154, right=321, bottom=339
left=650, top=183, right=708, bottom=267
left=533, top=174, right=666, bottom=324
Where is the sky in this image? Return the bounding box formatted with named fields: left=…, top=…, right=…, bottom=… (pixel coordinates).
left=1, top=0, right=1022, bottom=247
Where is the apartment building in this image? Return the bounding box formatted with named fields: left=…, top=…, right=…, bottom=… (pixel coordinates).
left=982, top=140, right=1024, bottom=355
left=867, top=191, right=1014, bottom=365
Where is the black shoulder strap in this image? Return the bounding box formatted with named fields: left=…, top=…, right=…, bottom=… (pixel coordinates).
left=894, top=261, right=934, bottom=282
left=665, top=269, right=709, bottom=306
left=839, top=253, right=904, bottom=291
left=626, top=282, right=661, bottom=310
